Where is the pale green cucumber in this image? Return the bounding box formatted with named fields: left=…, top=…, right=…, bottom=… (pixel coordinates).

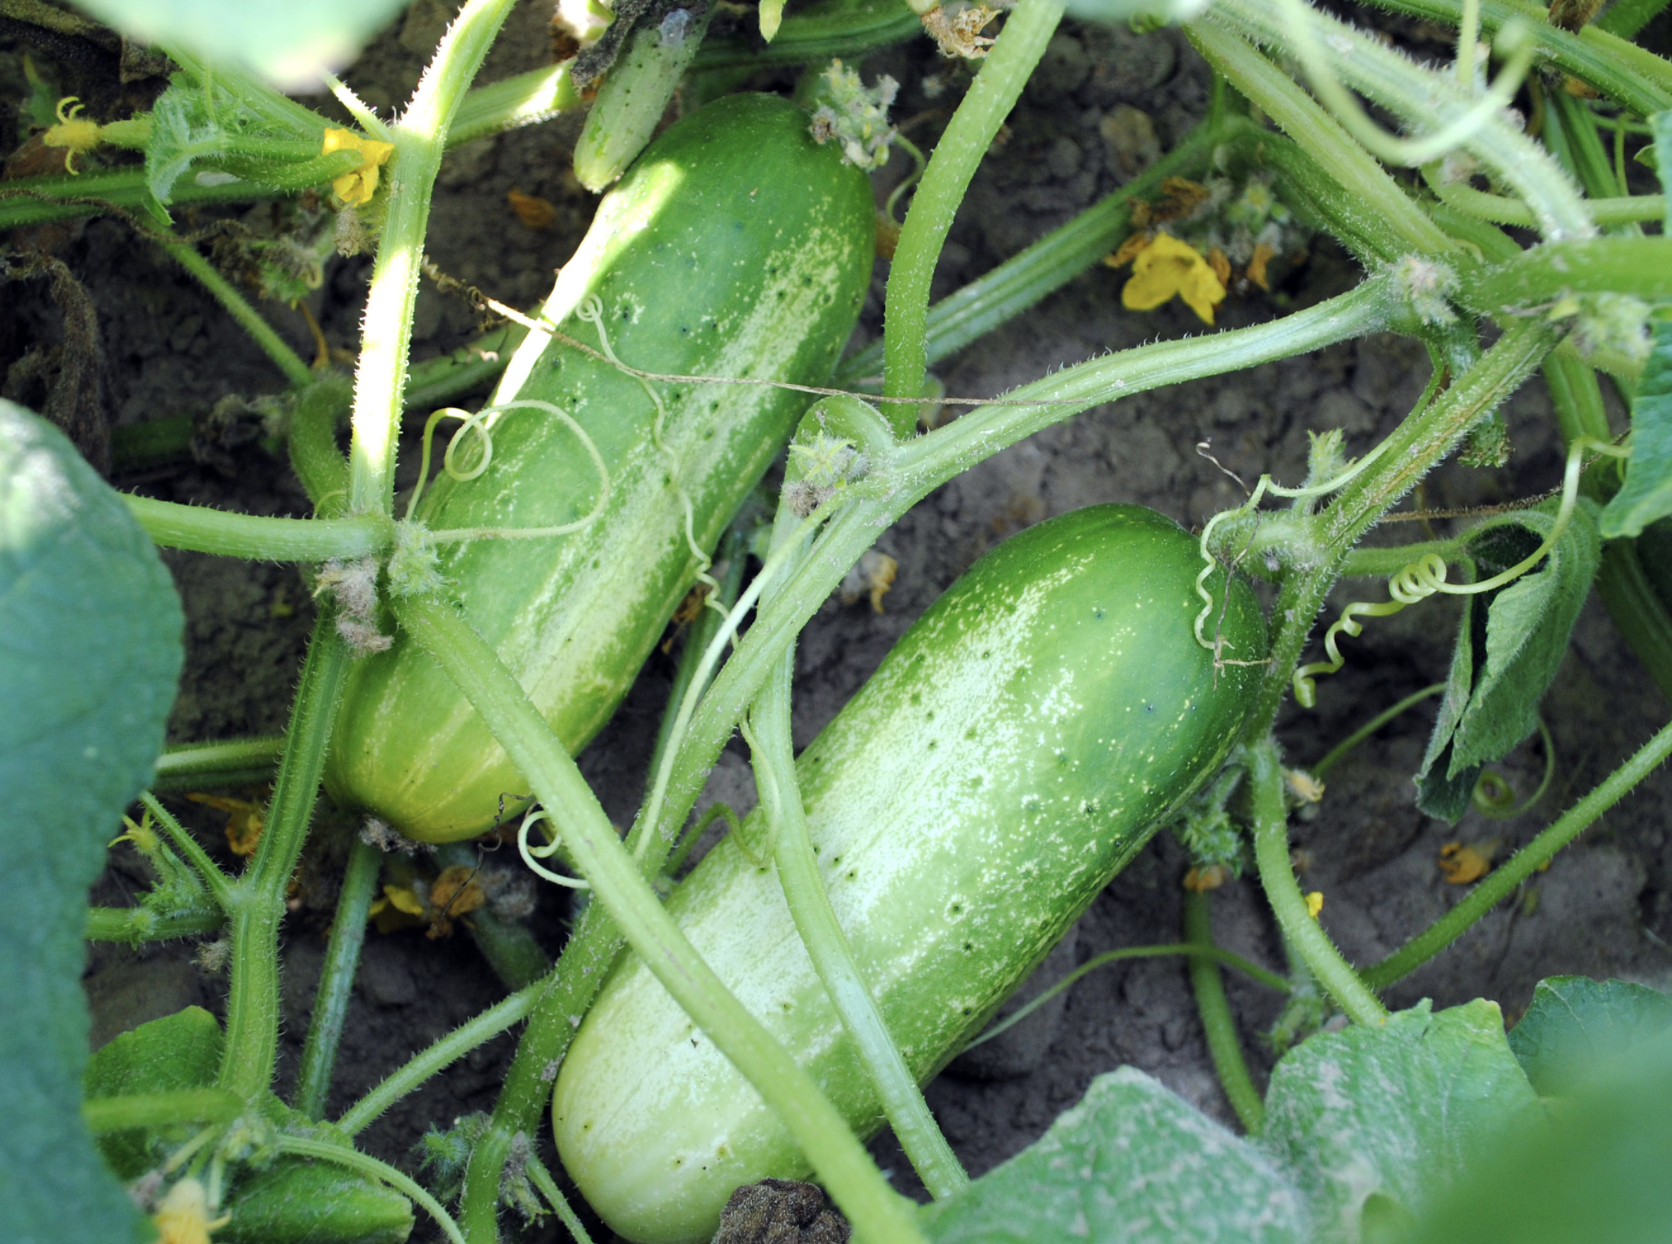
left=326, top=93, right=874, bottom=842
left=552, top=504, right=1266, bottom=1243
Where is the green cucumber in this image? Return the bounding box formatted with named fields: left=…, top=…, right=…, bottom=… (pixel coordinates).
left=326, top=93, right=874, bottom=842
left=552, top=504, right=1266, bottom=1243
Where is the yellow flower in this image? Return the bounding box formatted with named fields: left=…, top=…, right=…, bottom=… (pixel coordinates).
left=42, top=96, right=103, bottom=174
left=1305, top=891, right=1325, bottom=919
left=321, top=128, right=394, bottom=207
left=152, top=1178, right=230, bottom=1244
left=1119, top=233, right=1227, bottom=326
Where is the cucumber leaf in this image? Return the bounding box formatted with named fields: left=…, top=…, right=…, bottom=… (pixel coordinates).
left=65, top=0, right=416, bottom=88
left=1402, top=1027, right=1672, bottom=1244
left=1601, top=320, right=1672, bottom=540
left=0, top=401, right=183, bottom=1244
left=85, top=1007, right=224, bottom=1180
left=1416, top=502, right=1600, bottom=820
left=919, top=1067, right=1307, bottom=1244
left=1508, top=977, right=1672, bottom=1096
left=1258, top=1000, right=1538, bottom=1244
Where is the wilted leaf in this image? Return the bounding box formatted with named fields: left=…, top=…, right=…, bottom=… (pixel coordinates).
left=1417, top=502, right=1600, bottom=820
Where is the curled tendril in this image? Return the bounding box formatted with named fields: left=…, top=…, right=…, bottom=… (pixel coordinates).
left=575, top=297, right=727, bottom=626
left=1292, top=437, right=1626, bottom=708
left=1472, top=717, right=1556, bottom=819
left=516, top=808, right=591, bottom=890
left=406, top=401, right=611, bottom=543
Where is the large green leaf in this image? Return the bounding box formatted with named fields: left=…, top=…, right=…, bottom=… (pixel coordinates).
left=1259, top=1001, right=1538, bottom=1244
left=84, top=1006, right=224, bottom=1181
left=1402, top=1027, right=1672, bottom=1244
left=1601, top=320, right=1672, bottom=540
left=1416, top=503, right=1600, bottom=820
left=67, top=0, right=416, bottom=88
left=1508, top=976, right=1672, bottom=1096
left=0, top=401, right=183, bottom=1244
left=920, top=1067, right=1306, bottom=1244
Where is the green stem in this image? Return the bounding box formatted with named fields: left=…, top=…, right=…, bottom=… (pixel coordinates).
left=1596, top=0, right=1671, bottom=37
left=1461, top=237, right=1672, bottom=311
left=347, top=0, right=518, bottom=517
left=756, top=643, right=970, bottom=1198
left=1355, top=0, right=1672, bottom=117
left=1207, top=0, right=1594, bottom=240
left=450, top=62, right=582, bottom=147
left=455, top=901, right=621, bottom=1242
left=1249, top=739, right=1388, bottom=1026
left=1311, top=684, right=1446, bottom=778
left=523, top=1151, right=597, bottom=1244
left=139, top=792, right=237, bottom=910
left=1242, top=321, right=1556, bottom=741
left=694, top=0, right=920, bottom=68
left=962, top=942, right=1290, bottom=1053
left=275, top=1135, right=465, bottom=1244
left=1183, top=891, right=1264, bottom=1133
left=288, top=375, right=355, bottom=515
left=295, top=836, right=382, bottom=1120
left=646, top=280, right=1393, bottom=858
left=395, top=595, right=926, bottom=1244
left=157, top=238, right=313, bottom=388
left=124, top=496, right=391, bottom=561
left=218, top=617, right=350, bottom=1101
left=152, top=737, right=285, bottom=791
left=1422, top=170, right=1663, bottom=228
left=84, top=908, right=225, bottom=942
left=839, top=116, right=1234, bottom=385
left=338, top=979, right=543, bottom=1137
left=82, top=1088, right=243, bottom=1133
left=1188, top=22, right=1453, bottom=259
left=882, top=0, right=1064, bottom=422
left=1364, top=714, right=1672, bottom=988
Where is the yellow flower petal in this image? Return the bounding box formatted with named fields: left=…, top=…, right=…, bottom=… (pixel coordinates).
left=153, top=1178, right=230, bottom=1244
left=1305, top=891, right=1325, bottom=919
left=1120, top=234, right=1226, bottom=324
left=322, top=127, right=394, bottom=207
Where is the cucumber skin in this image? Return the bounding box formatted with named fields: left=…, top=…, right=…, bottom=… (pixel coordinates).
left=552, top=505, right=1266, bottom=1243
left=325, top=94, right=875, bottom=842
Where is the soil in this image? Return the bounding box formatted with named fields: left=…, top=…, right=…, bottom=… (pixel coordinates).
left=7, top=0, right=1672, bottom=1237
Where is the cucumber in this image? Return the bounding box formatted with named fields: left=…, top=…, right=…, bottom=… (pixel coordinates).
left=552, top=504, right=1266, bottom=1243
left=326, top=94, right=875, bottom=842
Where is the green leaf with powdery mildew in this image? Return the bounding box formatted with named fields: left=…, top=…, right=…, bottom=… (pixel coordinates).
left=1258, top=1000, right=1539, bottom=1244
left=0, top=401, right=183, bottom=1244
left=920, top=1067, right=1307, bottom=1244
left=1601, top=320, right=1672, bottom=539
left=1508, top=976, right=1672, bottom=1096
left=1416, top=502, right=1601, bottom=820
left=65, top=0, right=417, bottom=88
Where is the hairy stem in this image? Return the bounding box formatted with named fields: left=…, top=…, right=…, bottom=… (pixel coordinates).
left=882, top=0, right=1064, bottom=422
left=1183, top=890, right=1264, bottom=1133
left=347, top=0, right=518, bottom=517
left=123, top=496, right=391, bottom=561
left=1364, top=715, right=1672, bottom=988
left=1249, top=739, right=1388, bottom=1026
left=295, top=836, right=382, bottom=1120
left=218, top=617, right=350, bottom=1100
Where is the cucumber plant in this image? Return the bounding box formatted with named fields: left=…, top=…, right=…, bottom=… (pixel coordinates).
left=3, top=0, right=1672, bottom=1241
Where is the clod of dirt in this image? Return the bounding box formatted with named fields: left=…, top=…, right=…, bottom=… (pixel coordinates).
left=712, top=1178, right=850, bottom=1244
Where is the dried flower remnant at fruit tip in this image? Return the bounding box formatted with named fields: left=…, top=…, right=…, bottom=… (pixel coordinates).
left=808, top=61, right=898, bottom=170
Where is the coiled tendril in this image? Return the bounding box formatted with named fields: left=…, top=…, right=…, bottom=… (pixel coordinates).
left=516, top=808, right=591, bottom=890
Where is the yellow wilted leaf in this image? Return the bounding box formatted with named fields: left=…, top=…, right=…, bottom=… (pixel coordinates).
left=1438, top=840, right=1497, bottom=884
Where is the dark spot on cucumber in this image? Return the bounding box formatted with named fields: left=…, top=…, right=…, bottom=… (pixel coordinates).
left=949, top=902, right=963, bottom=915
